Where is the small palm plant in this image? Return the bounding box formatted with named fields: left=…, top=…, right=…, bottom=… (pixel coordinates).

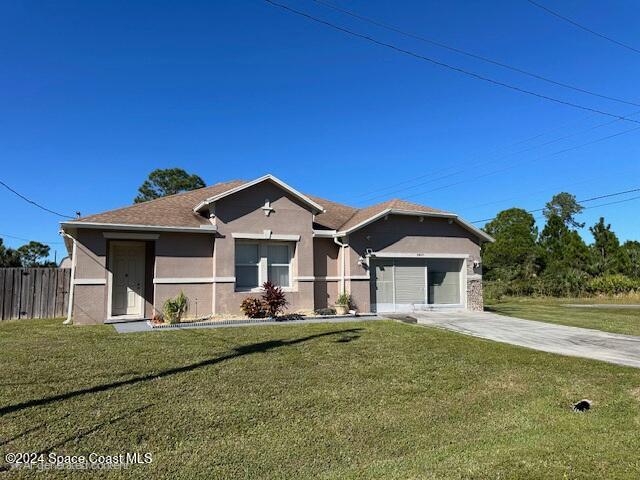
left=335, top=292, right=351, bottom=315
left=163, top=291, right=188, bottom=324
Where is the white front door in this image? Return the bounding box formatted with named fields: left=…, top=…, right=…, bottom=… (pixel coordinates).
left=111, top=243, right=145, bottom=317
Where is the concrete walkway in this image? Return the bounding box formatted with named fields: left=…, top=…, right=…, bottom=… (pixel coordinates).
left=113, top=315, right=380, bottom=334
left=413, top=310, right=640, bottom=369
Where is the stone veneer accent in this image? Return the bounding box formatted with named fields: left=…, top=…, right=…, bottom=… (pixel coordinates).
left=466, top=256, right=484, bottom=312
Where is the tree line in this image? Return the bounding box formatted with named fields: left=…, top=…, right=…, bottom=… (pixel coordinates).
left=481, top=192, right=640, bottom=297
left=0, top=239, right=56, bottom=267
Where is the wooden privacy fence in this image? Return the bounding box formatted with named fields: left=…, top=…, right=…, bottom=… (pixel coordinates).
left=0, top=268, right=71, bottom=320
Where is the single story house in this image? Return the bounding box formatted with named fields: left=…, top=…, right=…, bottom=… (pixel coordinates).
left=60, top=174, right=494, bottom=324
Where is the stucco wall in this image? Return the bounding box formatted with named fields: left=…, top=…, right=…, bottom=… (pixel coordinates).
left=154, top=233, right=214, bottom=278
left=212, top=181, right=316, bottom=314
left=70, top=229, right=217, bottom=324
left=312, top=237, right=340, bottom=309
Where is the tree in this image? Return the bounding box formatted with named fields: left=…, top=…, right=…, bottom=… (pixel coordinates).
left=0, top=238, right=21, bottom=267
left=589, top=217, right=623, bottom=275
left=621, top=241, right=640, bottom=278
left=134, top=168, right=206, bottom=203
left=482, top=208, right=540, bottom=281
left=16, top=241, right=51, bottom=267
left=543, top=192, right=584, bottom=229
left=538, top=214, right=591, bottom=274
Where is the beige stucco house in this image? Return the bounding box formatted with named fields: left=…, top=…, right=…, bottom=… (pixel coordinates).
left=60, top=174, right=494, bottom=325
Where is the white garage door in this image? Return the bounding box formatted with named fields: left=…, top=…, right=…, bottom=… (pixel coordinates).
left=370, top=258, right=464, bottom=312
left=371, top=258, right=427, bottom=313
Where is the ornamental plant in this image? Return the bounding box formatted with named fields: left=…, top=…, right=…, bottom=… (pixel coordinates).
left=261, top=281, right=288, bottom=317
left=163, top=291, right=188, bottom=324
left=336, top=292, right=351, bottom=307
left=240, top=297, right=267, bottom=318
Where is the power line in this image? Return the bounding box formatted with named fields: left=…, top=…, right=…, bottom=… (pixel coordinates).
left=0, top=232, right=64, bottom=246
left=311, top=0, right=640, bottom=107
left=358, top=112, right=636, bottom=203
left=527, top=0, right=640, bottom=55
left=352, top=111, right=605, bottom=201
left=0, top=180, right=75, bottom=219
left=395, top=123, right=640, bottom=203
left=460, top=166, right=638, bottom=213
left=262, top=0, right=640, bottom=125
left=471, top=187, right=640, bottom=224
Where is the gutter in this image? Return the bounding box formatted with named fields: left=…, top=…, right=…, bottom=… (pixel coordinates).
left=333, top=236, right=348, bottom=294
left=59, top=230, right=77, bottom=325
left=60, top=221, right=218, bottom=234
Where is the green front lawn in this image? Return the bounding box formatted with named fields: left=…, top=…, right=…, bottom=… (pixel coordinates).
left=2, top=319, right=640, bottom=479
left=487, top=297, right=640, bottom=336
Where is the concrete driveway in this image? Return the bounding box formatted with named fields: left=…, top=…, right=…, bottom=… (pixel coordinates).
left=412, top=310, right=640, bottom=369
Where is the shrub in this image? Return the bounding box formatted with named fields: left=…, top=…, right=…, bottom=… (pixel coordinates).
left=336, top=292, right=350, bottom=306
left=240, top=297, right=267, bottom=318
left=163, top=291, right=188, bottom=324
left=587, top=274, right=640, bottom=295
left=262, top=281, right=288, bottom=317
left=315, top=307, right=337, bottom=316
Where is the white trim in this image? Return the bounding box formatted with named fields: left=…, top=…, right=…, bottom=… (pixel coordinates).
left=462, top=258, right=468, bottom=310
left=296, top=276, right=342, bottom=281
left=231, top=232, right=301, bottom=241
left=346, top=275, right=370, bottom=280
left=153, top=277, right=215, bottom=284
left=74, top=278, right=106, bottom=285
left=103, top=232, right=160, bottom=240
left=336, top=209, right=494, bottom=243
left=213, top=276, right=236, bottom=283
left=193, top=174, right=325, bottom=214
left=370, top=252, right=470, bottom=259
left=313, top=229, right=337, bottom=237
left=62, top=221, right=217, bottom=234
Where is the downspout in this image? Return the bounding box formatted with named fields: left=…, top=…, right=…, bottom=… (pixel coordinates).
left=60, top=231, right=77, bottom=325
left=333, top=236, right=348, bottom=294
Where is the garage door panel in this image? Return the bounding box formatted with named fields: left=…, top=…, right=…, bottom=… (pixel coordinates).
left=394, top=259, right=426, bottom=306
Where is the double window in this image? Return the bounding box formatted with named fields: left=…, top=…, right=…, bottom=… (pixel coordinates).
left=235, top=241, right=293, bottom=290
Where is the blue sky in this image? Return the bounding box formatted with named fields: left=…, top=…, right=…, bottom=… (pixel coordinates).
left=1, top=0, right=639, bottom=261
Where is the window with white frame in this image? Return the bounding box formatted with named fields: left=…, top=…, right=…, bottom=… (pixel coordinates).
left=235, top=241, right=293, bottom=290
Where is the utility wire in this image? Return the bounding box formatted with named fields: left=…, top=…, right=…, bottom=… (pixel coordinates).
left=471, top=187, right=640, bottom=224
left=262, top=0, right=640, bottom=125
left=0, top=180, right=75, bottom=219
left=0, top=232, right=64, bottom=246
left=311, top=0, right=640, bottom=107
left=398, top=123, right=640, bottom=202
left=527, top=0, right=640, bottom=55
left=352, top=111, right=604, bottom=201
left=358, top=112, right=635, bottom=203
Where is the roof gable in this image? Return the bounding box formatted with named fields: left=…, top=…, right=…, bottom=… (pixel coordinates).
left=193, top=174, right=324, bottom=214
left=336, top=198, right=493, bottom=243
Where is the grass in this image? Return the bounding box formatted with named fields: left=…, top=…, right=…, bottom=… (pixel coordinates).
left=487, top=297, right=640, bottom=336
left=1, top=319, right=640, bottom=479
